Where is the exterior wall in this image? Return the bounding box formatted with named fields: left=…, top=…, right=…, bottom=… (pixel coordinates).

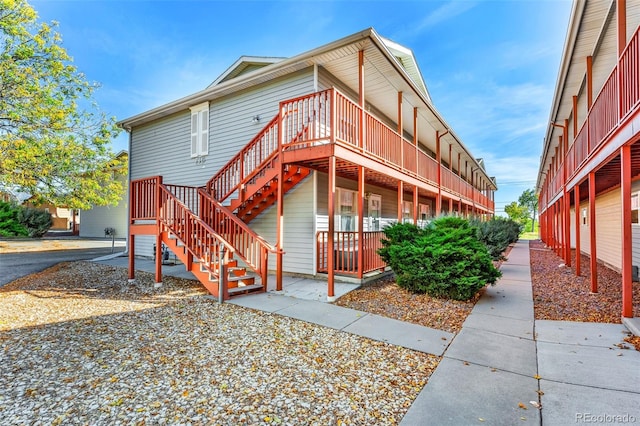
left=594, top=188, right=622, bottom=270
left=250, top=174, right=315, bottom=277
left=131, top=68, right=316, bottom=259
left=80, top=175, right=128, bottom=239
left=569, top=180, right=640, bottom=271
left=315, top=172, right=435, bottom=233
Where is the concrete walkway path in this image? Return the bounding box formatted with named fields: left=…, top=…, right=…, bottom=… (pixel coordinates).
left=400, top=240, right=640, bottom=426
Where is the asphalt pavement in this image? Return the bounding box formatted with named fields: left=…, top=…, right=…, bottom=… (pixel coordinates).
left=0, top=238, right=126, bottom=286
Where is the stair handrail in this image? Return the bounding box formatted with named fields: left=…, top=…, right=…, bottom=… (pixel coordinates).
left=205, top=96, right=320, bottom=204
left=199, top=188, right=277, bottom=286
left=206, top=114, right=280, bottom=202
left=158, top=184, right=235, bottom=282
left=199, top=187, right=278, bottom=251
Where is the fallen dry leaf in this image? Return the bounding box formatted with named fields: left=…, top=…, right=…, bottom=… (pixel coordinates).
left=334, top=278, right=479, bottom=333
left=530, top=241, right=640, bottom=327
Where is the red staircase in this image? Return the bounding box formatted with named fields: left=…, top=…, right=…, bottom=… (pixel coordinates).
left=130, top=103, right=314, bottom=300
left=205, top=114, right=310, bottom=223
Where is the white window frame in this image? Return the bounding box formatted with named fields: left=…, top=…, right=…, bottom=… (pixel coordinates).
left=419, top=203, right=430, bottom=223
left=367, top=194, right=382, bottom=231
left=632, top=192, right=639, bottom=225
left=336, top=188, right=358, bottom=232
left=190, top=102, right=209, bottom=158
left=402, top=200, right=413, bottom=223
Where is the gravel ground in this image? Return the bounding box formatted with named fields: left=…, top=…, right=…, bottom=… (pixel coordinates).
left=530, top=240, right=640, bottom=323
left=0, top=262, right=438, bottom=425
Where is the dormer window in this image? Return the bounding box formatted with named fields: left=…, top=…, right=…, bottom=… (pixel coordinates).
left=190, top=102, right=209, bottom=157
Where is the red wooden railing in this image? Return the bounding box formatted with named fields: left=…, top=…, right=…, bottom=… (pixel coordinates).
left=206, top=115, right=280, bottom=202
left=199, top=188, right=276, bottom=284
left=131, top=177, right=274, bottom=293
left=130, top=176, right=161, bottom=220
left=589, top=66, right=618, bottom=150
left=280, top=88, right=493, bottom=211
left=620, top=27, right=640, bottom=119
left=316, top=231, right=386, bottom=275
left=159, top=184, right=232, bottom=287
left=541, top=26, right=640, bottom=209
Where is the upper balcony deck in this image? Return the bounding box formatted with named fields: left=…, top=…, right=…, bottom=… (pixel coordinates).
left=279, top=88, right=495, bottom=213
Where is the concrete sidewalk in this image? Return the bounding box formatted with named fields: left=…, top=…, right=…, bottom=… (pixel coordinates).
left=95, top=242, right=640, bottom=425
left=400, top=240, right=640, bottom=426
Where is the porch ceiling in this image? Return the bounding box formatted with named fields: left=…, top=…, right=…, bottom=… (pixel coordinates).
left=308, top=37, right=488, bottom=186
left=573, top=141, right=640, bottom=205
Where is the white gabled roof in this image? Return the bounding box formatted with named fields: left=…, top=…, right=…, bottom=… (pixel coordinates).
left=379, top=36, right=431, bottom=103
left=118, top=27, right=494, bottom=189
left=208, top=56, right=285, bottom=87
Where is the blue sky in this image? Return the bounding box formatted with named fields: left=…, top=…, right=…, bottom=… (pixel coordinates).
left=31, top=0, right=572, bottom=214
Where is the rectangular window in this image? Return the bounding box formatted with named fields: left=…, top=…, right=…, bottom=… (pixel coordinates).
left=632, top=193, right=639, bottom=225
left=190, top=102, right=209, bottom=157
left=419, top=203, right=430, bottom=221
left=402, top=201, right=413, bottom=223
left=581, top=208, right=588, bottom=226
left=337, top=188, right=358, bottom=232
left=368, top=194, right=381, bottom=231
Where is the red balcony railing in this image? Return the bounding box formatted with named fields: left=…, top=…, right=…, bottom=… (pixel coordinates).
left=316, top=231, right=386, bottom=275
left=280, top=88, right=493, bottom=211
left=543, top=26, right=639, bottom=207
left=130, top=176, right=161, bottom=220
left=199, top=188, right=275, bottom=284
left=620, top=27, right=640, bottom=119
left=589, top=66, right=618, bottom=150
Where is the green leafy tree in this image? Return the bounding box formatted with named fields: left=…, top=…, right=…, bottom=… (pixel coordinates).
left=518, top=189, right=538, bottom=232
left=0, top=0, right=125, bottom=210
left=504, top=201, right=527, bottom=224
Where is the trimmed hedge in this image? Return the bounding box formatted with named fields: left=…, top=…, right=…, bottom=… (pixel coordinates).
left=378, top=217, right=501, bottom=301
left=472, top=217, right=521, bottom=261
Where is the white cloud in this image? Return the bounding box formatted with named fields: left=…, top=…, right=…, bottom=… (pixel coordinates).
left=414, top=1, right=479, bottom=32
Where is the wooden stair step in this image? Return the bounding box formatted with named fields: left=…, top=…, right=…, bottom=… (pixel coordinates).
left=228, top=283, right=263, bottom=296
left=228, top=275, right=255, bottom=284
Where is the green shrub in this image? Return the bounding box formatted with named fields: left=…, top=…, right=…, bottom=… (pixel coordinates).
left=18, top=206, right=52, bottom=238
left=472, top=217, right=522, bottom=260
left=379, top=217, right=501, bottom=301
left=0, top=201, right=29, bottom=237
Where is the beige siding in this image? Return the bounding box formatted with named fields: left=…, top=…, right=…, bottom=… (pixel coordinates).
left=595, top=188, right=622, bottom=270
left=579, top=200, right=591, bottom=255
left=130, top=69, right=316, bottom=257
left=250, top=174, right=315, bottom=280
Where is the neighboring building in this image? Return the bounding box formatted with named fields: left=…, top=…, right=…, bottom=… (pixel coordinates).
left=79, top=151, right=129, bottom=239
left=23, top=197, right=78, bottom=232
left=536, top=0, right=639, bottom=320
left=120, top=28, right=497, bottom=300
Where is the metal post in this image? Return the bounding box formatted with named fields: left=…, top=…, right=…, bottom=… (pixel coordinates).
left=218, top=244, right=227, bottom=304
